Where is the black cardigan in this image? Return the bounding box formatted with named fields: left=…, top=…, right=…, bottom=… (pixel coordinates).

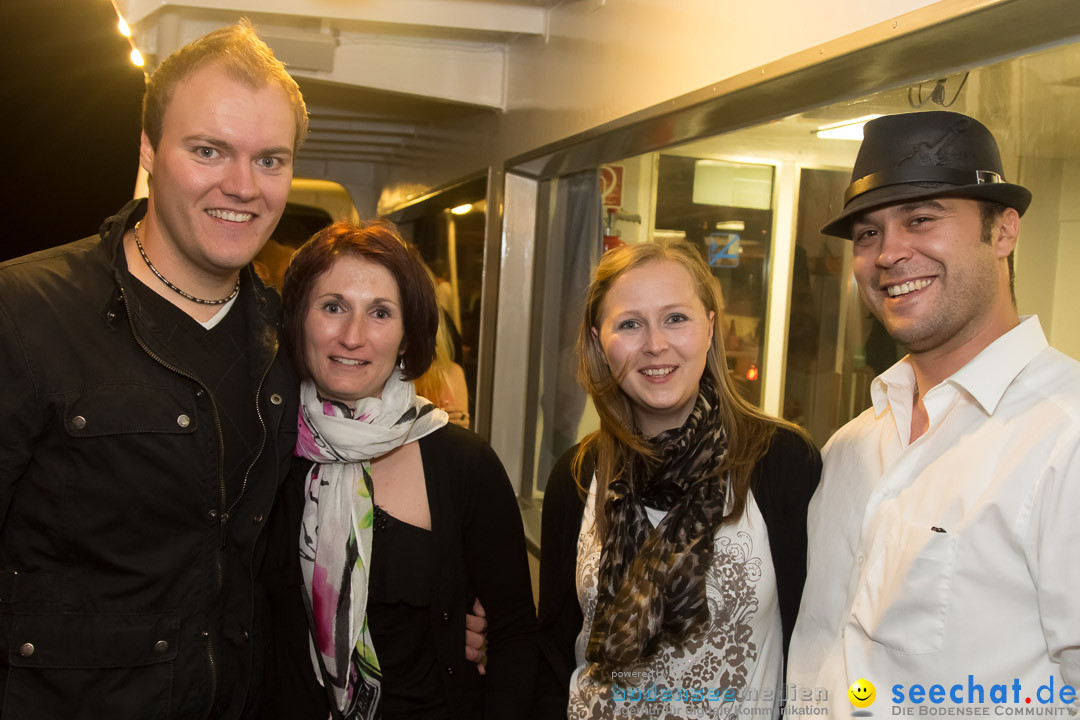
left=531, top=427, right=821, bottom=719
left=260, top=423, right=538, bottom=719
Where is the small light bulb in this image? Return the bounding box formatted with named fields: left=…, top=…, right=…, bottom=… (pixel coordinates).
left=450, top=204, right=472, bottom=215
left=130, top=47, right=145, bottom=67
left=118, top=17, right=131, bottom=37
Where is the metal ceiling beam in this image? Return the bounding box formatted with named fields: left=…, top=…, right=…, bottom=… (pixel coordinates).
left=119, top=0, right=547, bottom=37
left=296, top=34, right=507, bottom=109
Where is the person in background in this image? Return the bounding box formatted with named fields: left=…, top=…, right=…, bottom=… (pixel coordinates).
left=534, top=238, right=821, bottom=719
left=788, top=111, right=1080, bottom=713
left=262, top=220, right=536, bottom=719
left=0, top=22, right=305, bottom=719
left=414, top=309, right=471, bottom=428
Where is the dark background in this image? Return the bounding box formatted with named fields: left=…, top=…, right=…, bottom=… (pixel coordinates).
left=1, top=0, right=146, bottom=261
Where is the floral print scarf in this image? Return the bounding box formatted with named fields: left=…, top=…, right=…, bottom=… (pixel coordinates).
left=295, top=372, right=447, bottom=719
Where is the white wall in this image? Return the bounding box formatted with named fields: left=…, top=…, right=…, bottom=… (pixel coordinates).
left=1051, top=162, right=1080, bottom=360
left=496, top=0, right=940, bottom=161
left=379, top=0, right=945, bottom=199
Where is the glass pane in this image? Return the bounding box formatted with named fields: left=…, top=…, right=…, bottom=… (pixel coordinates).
left=654, top=154, right=775, bottom=407
left=398, top=198, right=486, bottom=426
left=530, top=171, right=602, bottom=494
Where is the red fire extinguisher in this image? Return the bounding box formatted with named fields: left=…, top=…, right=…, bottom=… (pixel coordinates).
left=603, top=208, right=624, bottom=253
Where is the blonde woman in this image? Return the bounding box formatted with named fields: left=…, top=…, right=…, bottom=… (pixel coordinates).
left=534, top=239, right=821, bottom=719
left=414, top=311, right=470, bottom=428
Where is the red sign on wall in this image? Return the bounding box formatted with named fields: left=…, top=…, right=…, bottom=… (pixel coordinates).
left=600, top=165, right=623, bottom=207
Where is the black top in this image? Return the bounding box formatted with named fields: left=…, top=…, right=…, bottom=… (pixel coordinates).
left=260, top=423, right=538, bottom=720
left=530, top=427, right=822, bottom=720
left=368, top=506, right=447, bottom=719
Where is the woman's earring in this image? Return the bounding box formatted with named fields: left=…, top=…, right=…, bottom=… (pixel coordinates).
left=398, top=356, right=405, bottom=370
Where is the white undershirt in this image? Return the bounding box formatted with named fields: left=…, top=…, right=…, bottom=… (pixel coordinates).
left=197, top=294, right=239, bottom=330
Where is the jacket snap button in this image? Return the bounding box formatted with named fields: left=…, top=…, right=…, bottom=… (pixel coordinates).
left=208, top=509, right=218, bottom=520
left=154, top=640, right=169, bottom=653
left=442, top=611, right=450, bottom=621
left=253, top=514, right=264, bottom=524
left=177, top=414, right=191, bottom=428
left=19, top=643, right=34, bottom=657
left=270, top=393, right=283, bottom=406
left=72, top=415, right=87, bottom=430
left=446, top=665, right=454, bottom=676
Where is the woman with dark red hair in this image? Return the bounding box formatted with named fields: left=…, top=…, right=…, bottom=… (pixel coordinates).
left=262, top=220, right=536, bottom=720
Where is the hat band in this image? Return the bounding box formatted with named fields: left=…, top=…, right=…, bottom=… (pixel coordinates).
left=844, top=167, right=1004, bottom=205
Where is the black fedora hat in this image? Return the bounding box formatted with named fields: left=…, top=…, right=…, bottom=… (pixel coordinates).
left=821, top=111, right=1032, bottom=238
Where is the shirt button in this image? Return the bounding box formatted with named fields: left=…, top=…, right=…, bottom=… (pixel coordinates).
left=446, top=666, right=454, bottom=676
left=19, top=643, right=34, bottom=657
left=72, top=415, right=87, bottom=430
left=270, top=393, right=283, bottom=406
left=177, top=414, right=191, bottom=428
left=242, top=630, right=250, bottom=641
left=442, top=611, right=450, bottom=622
left=154, top=640, right=169, bottom=654
left=857, top=554, right=866, bottom=566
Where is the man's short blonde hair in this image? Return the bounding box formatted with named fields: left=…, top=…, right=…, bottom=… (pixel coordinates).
left=141, top=19, right=309, bottom=152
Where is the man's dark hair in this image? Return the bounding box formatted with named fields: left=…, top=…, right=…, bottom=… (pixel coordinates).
left=979, top=199, right=1014, bottom=304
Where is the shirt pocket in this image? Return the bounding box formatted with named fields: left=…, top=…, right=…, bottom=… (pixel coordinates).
left=850, top=517, right=958, bottom=655
left=4, top=611, right=178, bottom=719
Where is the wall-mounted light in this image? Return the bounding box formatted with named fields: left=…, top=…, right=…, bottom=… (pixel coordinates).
left=450, top=204, right=472, bottom=215
left=813, top=114, right=883, bottom=141
left=118, top=17, right=131, bottom=37
left=130, top=48, right=145, bottom=67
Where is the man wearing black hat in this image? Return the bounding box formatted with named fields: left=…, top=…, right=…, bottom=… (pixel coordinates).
left=788, top=112, right=1080, bottom=711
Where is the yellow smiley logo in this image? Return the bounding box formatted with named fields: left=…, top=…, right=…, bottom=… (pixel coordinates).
left=848, top=678, right=876, bottom=708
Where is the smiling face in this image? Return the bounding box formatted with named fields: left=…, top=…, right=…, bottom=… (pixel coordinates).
left=302, top=255, right=406, bottom=407
left=848, top=678, right=877, bottom=708
left=851, top=197, right=1016, bottom=357
left=594, top=259, right=714, bottom=437
left=138, top=62, right=296, bottom=289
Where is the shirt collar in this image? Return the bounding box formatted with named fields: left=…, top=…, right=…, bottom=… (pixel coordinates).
left=870, top=315, right=1048, bottom=417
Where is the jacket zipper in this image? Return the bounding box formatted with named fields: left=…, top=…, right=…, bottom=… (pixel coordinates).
left=119, top=287, right=227, bottom=716
left=226, top=339, right=276, bottom=523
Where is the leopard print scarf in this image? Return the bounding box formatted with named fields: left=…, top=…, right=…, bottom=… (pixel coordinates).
left=585, top=376, right=729, bottom=674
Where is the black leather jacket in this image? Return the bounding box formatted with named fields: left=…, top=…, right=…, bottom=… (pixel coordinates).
left=0, top=199, right=299, bottom=719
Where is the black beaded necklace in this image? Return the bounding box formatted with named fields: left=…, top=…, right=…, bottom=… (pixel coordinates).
left=134, top=221, right=240, bottom=306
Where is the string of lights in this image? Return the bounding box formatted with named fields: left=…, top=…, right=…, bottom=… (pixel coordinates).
left=108, top=0, right=145, bottom=69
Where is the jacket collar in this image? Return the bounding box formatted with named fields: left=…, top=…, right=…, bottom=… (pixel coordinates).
left=99, top=199, right=284, bottom=375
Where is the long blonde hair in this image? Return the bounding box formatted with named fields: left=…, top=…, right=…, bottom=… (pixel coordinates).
left=574, top=238, right=800, bottom=540
left=413, top=312, right=457, bottom=402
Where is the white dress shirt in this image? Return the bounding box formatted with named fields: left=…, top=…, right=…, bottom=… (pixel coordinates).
left=789, top=316, right=1080, bottom=714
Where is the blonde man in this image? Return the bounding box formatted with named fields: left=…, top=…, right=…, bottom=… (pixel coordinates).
left=0, top=23, right=305, bottom=718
